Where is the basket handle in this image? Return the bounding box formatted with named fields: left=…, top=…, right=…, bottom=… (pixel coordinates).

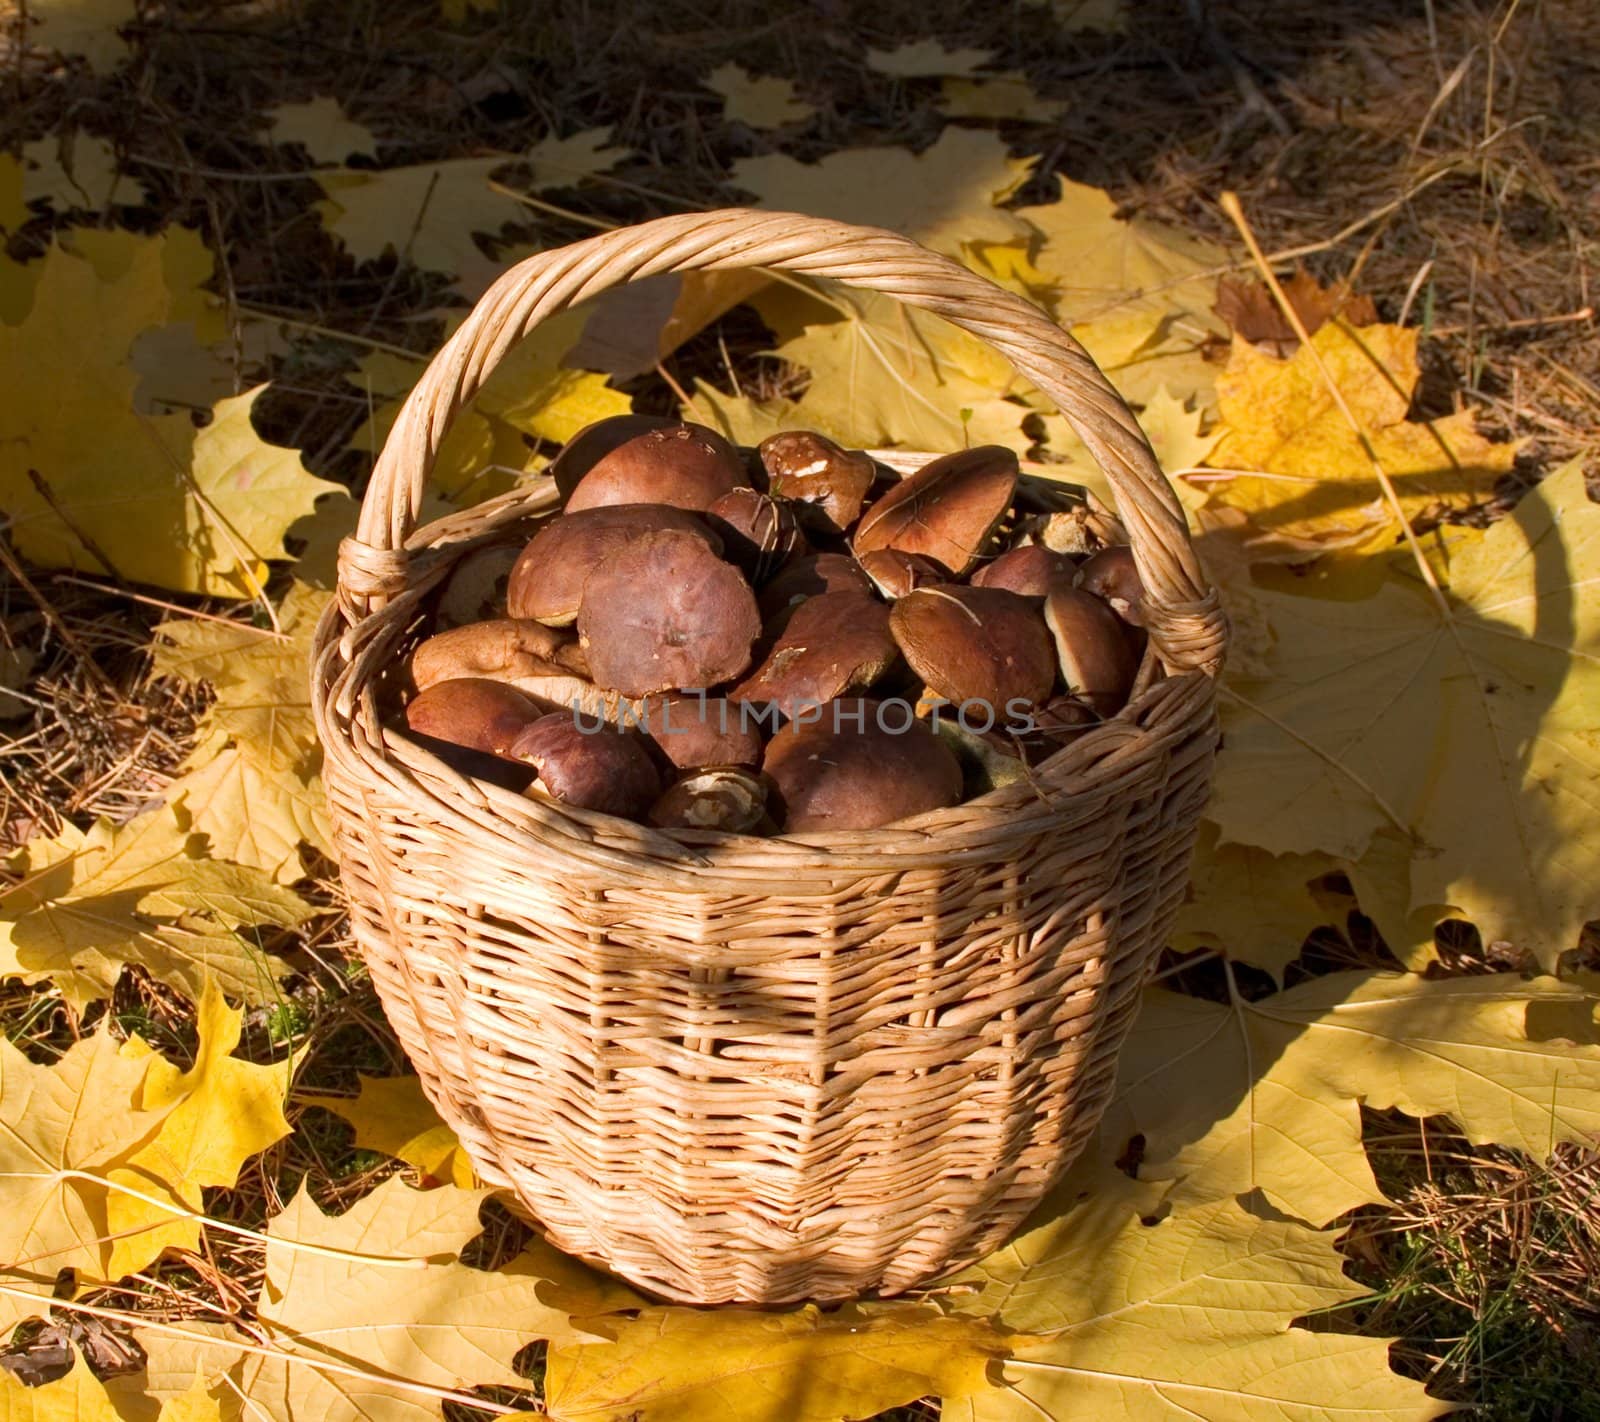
left=338, top=208, right=1226, bottom=675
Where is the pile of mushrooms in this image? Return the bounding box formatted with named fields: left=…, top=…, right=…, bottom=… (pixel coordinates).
left=396, top=413, right=1151, bottom=835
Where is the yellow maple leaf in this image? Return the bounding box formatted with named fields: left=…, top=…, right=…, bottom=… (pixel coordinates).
left=704, top=64, right=815, bottom=128
left=1202, top=322, right=1520, bottom=556
left=24, top=0, right=136, bottom=73
left=267, top=97, right=379, bottom=165
left=865, top=41, right=995, bottom=77
left=0, top=1361, right=126, bottom=1419
left=300, top=1073, right=476, bottom=1188
left=106, top=979, right=297, bottom=1277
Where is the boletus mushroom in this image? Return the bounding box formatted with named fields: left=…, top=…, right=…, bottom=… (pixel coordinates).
left=757, top=431, right=877, bottom=536
left=401, top=677, right=544, bottom=788
left=506, top=504, right=719, bottom=627
left=507, top=714, right=661, bottom=818
left=988, top=693, right=1100, bottom=765
left=970, top=544, right=1077, bottom=599
left=756, top=552, right=874, bottom=627
left=731, top=591, right=898, bottom=718
left=436, top=544, right=521, bottom=629
left=852, top=446, right=1018, bottom=576
left=547, top=413, right=673, bottom=499
left=636, top=693, right=764, bottom=770
left=705, top=487, right=804, bottom=584
left=889, top=585, right=1056, bottom=716
left=577, top=530, right=761, bottom=697
left=856, top=548, right=948, bottom=600
left=1043, top=585, right=1138, bottom=717
left=1074, top=544, right=1146, bottom=627
left=648, top=768, right=768, bottom=833
left=564, top=420, right=748, bottom=513
left=762, top=698, right=962, bottom=832
left=410, top=619, right=578, bottom=692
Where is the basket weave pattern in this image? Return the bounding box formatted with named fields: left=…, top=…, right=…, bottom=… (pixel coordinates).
left=312, top=210, right=1227, bottom=1305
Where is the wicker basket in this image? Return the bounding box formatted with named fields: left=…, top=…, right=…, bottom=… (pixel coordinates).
left=311, top=209, right=1228, bottom=1306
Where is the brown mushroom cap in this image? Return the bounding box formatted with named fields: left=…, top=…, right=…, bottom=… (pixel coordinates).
left=577, top=530, right=761, bottom=697
left=506, top=504, right=719, bottom=627
left=507, top=714, right=661, bottom=818
left=635, top=693, right=764, bottom=769
left=852, top=446, right=1018, bottom=575
left=987, top=693, right=1101, bottom=765
left=401, top=678, right=543, bottom=788
left=1043, top=586, right=1138, bottom=716
left=758, top=431, right=877, bottom=537
left=705, top=488, right=805, bottom=585
left=889, top=585, right=1056, bottom=714
left=762, top=699, right=963, bottom=833
left=411, top=619, right=574, bottom=692
left=648, top=769, right=769, bottom=833
left=437, top=544, right=520, bottom=629
left=756, top=552, right=874, bottom=626
left=1074, top=544, right=1147, bottom=627
left=856, top=548, right=949, bottom=600
left=565, top=421, right=748, bottom=513
left=548, top=414, right=674, bottom=499
left=970, top=544, right=1078, bottom=599
left=731, top=591, right=898, bottom=718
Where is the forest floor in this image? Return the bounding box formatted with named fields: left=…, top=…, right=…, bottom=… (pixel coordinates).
left=2, top=1, right=1598, bottom=1418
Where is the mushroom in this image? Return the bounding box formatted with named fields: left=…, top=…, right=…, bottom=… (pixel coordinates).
left=852, top=446, right=1018, bottom=575
left=1074, top=545, right=1146, bottom=627
left=437, top=544, right=521, bottom=628
left=705, top=488, right=805, bottom=584
left=401, top=678, right=544, bottom=788
left=1043, top=585, right=1138, bottom=717
left=410, top=619, right=576, bottom=692
left=970, top=544, right=1078, bottom=599
left=889, top=585, right=1056, bottom=717
left=757, top=431, right=877, bottom=536
left=648, top=768, right=769, bottom=833
left=636, top=693, right=764, bottom=769
left=506, top=504, right=720, bottom=627
left=564, top=421, right=748, bottom=513
left=856, top=548, right=949, bottom=600
left=577, top=530, right=761, bottom=697
left=762, top=699, right=963, bottom=832
left=547, top=414, right=674, bottom=499
left=507, top=714, right=661, bottom=818
left=731, top=592, right=898, bottom=718
left=987, top=693, right=1101, bottom=765
left=756, top=552, right=875, bottom=627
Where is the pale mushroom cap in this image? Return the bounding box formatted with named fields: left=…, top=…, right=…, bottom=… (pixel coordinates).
left=1074, top=544, right=1147, bottom=627
left=410, top=619, right=574, bottom=692
left=506, top=504, right=719, bottom=626
left=1043, top=585, right=1138, bottom=716
left=970, top=544, right=1078, bottom=599
left=565, top=421, right=748, bottom=513
left=762, top=699, right=963, bottom=832
left=648, top=769, right=769, bottom=833
left=508, top=714, right=661, bottom=819
left=889, top=584, right=1056, bottom=712
left=436, top=544, right=521, bottom=629
left=852, top=446, right=1018, bottom=575
left=577, top=530, right=762, bottom=697
left=731, top=591, right=898, bottom=717
left=758, top=431, right=878, bottom=536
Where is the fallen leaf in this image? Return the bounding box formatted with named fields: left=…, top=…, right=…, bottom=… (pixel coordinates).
left=1104, top=970, right=1600, bottom=1226
left=0, top=646, right=37, bottom=721
left=543, top=1302, right=1011, bottom=1422
left=866, top=41, right=995, bottom=77
left=0, top=156, right=26, bottom=232
left=1341, top=828, right=1449, bottom=972
left=704, top=65, right=815, bottom=127
left=944, top=1167, right=1443, bottom=1422
left=1214, top=271, right=1379, bottom=357
left=267, top=98, right=379, bottom=165
left=1202, top=323, right=1520, bottom=555
left=565, top=269, right=769, bottom=380
left=157, top=1371, right=224, bottom=1422
left=1171, top=823, right=1338, bottom=981
left=731, top=128, right=1035, bottom=256
left=24, top=0, right=135, bottom=72
left=21, top=133, right=145, bottom=211
left=939, top=77, right=1069, bottom=123
left=1210, top=458, right=1600, bottom=964
left=1027, top=0, right=1128, bottom=31
left=105, top=980, right=297, bottom=1277
left=299, top=1074, right=475, bottom=1188
left=0, top=1361, right=126, bottom=1419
